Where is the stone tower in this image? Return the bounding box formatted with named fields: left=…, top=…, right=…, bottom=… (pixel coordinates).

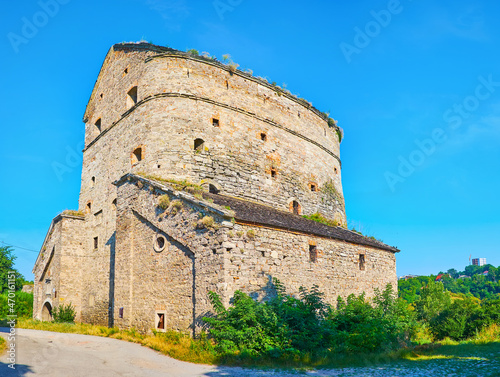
left=33, top=43, right=398, bottom=332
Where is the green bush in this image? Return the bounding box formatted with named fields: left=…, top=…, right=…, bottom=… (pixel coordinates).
left=330, top=284, right=416, bottom=353
left=0, top=291, right=33, bottom=318
left=52, top=303, right=76, bottom=323
left=430, top=298, right=480, bottom=340
left=414, top=281, right=452, bottom=322
left=203, top=280, right=416, bottom=359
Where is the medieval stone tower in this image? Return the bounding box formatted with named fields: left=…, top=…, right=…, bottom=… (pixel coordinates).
left=33, top=42, right=399, bottom=333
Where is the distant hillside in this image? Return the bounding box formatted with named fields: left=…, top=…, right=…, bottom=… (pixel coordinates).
left=399, top=264, right=500, bottom=302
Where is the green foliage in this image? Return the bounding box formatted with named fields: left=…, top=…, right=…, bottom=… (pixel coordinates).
left=399, top=264, right=500, bottom=301
left=187, top=49, right=199, bottom=56
left=398, top=275, right=433, bottom=303
left=52, top=303, right=76, bottom=323
left=331, top=284, right=416, bottom=353
left=203, top=290, right=285, bottom=356
left=399, top=264, right=500, bottom=342
left=302, top=213, right=339, bottom=227
left=0, top=246, right=26, bottom=293
left=203, top=281, right=416, bottom=359
left=0, top=291, right=33, bottom=318
left=430, top=298, right=480, bottom=340
left=414, top=282, right=452, bottom=322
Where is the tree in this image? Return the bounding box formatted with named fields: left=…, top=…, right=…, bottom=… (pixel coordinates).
left=447, top=268, right=459, bottom=279
left=414, top=281, right=452, bottom=322
left=0, top=246, right=26, bottom=293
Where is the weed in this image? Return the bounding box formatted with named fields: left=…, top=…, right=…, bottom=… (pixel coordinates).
left=62, top=210, right=84, bottom=217
left=197, top=216, right=217, bottom=230
left=246, top=229, right=255, bottom=239
left=136, top=173, right=204, bottom=194
left=158, top=195, right=170, bottom=210
left=228, top=63, right=239, bottom=73
left=170, top=200, right=183, bottom=215
left=303, top=212, right=339, bottom=227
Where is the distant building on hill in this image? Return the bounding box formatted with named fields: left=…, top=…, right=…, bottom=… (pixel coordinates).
left=472, top=258, right=486, bottom=266
left=398, top=274, right=419, bottom=280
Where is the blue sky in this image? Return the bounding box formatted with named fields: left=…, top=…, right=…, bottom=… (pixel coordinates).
left=1, top=0, right=499, bottom=281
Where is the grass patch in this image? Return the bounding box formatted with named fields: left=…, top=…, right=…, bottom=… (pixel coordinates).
left=0, top=335, right=6, bottom=353
left=302, top=212, right=339, bottom=227
left=62, top=209, right=84, bottom=217
left=137, top=173, right=204, bottom=194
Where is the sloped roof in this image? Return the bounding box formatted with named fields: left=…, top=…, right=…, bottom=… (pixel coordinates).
left=116, top=174, right=399, bottom=253
left=203, top=192, right=399, bottom=253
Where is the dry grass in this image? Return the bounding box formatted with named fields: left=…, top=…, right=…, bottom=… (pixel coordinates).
left=470, top=323, right=500, bottom=344
left=0, top=335, right=6, bottom=353
left=157, top=195, right=170, bottom=210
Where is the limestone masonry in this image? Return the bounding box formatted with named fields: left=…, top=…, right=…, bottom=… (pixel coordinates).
left=33, top=42, right=399, bottom=333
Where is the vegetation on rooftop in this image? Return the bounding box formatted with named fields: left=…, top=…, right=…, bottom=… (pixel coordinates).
left=62, top=210, right=84, bottom=217
left=302, top=212, right=340, bottom=227
left=172, top=44, right=341, bottom=132
left=137, top=173, right=204, bottom=194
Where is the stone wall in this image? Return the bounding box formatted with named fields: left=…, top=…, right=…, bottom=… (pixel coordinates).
left=113, top=176, right=231, bottom=333
left=79, top=44, right=345, bottom=230
left=112, top=175, right=397, bottom=333
left=33, top=215, right=86, bottom=321
left=33, top=43, right=399, bottom=332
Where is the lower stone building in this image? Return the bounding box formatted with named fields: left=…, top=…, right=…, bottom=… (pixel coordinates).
left=33, top=173, right=399, bottom=333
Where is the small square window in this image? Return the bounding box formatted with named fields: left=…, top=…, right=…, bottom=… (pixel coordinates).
left=212, top=118, right=219, bottom=127
left=310, top=183, right=317, bottom=192
left=95, top=118, right=102, bottom=133
left=127, top=86, right=138, bottom=109
left=359, top=254, right=365, bottom=271
left=260, top=133, right=267, bottom=141
left=155, top=311, right=166, bottom=332
left=309, top=245, right=317, bottom=262
left=271, top=168, right=277, bottom=178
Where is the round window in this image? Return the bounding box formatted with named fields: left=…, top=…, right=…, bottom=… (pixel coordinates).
left=154, top=234, right=167, bottom=253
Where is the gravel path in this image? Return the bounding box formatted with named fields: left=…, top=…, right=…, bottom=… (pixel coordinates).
left=1, top=328, right=498, bottom=376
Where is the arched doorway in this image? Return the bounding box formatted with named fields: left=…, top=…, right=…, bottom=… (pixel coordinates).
left=42, top=302, right=52, bottom=321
